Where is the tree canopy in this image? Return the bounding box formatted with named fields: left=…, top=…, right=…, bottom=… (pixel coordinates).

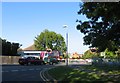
left=82, top=49, right=99, bottom=59
left=1, top=37, right=21, bottom=56
left=76, top=2, right=120, bottom=52
left=34, top=29, right=66, bottom=52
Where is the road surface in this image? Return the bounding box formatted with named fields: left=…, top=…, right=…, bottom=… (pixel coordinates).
left=1, top=62, right=90, bottom=83
left=1, top=64, right=55, bottom=83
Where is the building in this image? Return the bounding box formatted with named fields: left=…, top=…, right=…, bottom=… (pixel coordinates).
left=71, top=52, right=83, bottom=59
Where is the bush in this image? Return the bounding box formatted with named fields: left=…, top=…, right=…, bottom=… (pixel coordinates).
left=105, top=48, right=116, bottom=58
left=83, top=50, right=100, bottom=59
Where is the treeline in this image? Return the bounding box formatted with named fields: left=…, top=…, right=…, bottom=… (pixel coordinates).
left=0, top=38, right=20, bottom=56
left=82, top=48, right=120, bottom=59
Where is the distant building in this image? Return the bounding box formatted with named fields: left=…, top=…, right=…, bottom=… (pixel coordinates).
left=17, top=44, right=36, bottom=56
left=17, top=44, right=57, bottom=57
left=71, top=52, right=83, bottom=59
left=23, top=44, right=36, bottom=51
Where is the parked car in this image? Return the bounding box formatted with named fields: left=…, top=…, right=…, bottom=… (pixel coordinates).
left=48, top=57, right=59, bottom=65
left=18, top=56, right=44, bottom=65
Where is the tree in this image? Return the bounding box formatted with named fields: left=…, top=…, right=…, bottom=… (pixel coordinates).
left=82, top=49, right=99, bottom=59
left=11, top=43, right=20, bottom=55
left=76, top=2, right=120, bottom=52
left=0, top=38, right=2, bottom=55
left=104, top=48, right=116, bottom=58
left=34, top=29, right=66, bottom=52
left=1, top=37, right=20, bottom=56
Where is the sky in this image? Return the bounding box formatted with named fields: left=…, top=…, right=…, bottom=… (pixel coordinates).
left=2, top=2, right=89, bottom=54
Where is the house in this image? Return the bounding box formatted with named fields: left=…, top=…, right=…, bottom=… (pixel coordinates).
left=23, top=44, right=36, bottom=51
left=71, top=52, right=83, bottom=59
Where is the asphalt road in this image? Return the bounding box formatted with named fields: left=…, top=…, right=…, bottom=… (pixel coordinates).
left=1, top=64, right=55, bottom=83
left=1, top=62, right=90, bottom=83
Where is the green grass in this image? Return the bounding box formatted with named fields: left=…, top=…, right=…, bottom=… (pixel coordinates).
left=48, top=66, right=73, bottom=80
left=48, top=65, right=120, bottom=82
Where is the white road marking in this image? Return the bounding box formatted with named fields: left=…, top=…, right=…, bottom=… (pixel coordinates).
left=42, top=70, right=49, bottom=81
left=29, top=69, right=34, bottom=70
left=11, top=70, right=19, bottom=72
left=40, top=69, right=49, bottom=81
left=36, top=68, right=41, bottom=70
left=40, top=70, right=46, bottom=81
left=21, top=69, right=26, bottom=71
left=1, top=71, right=9, bottom=72
left=2, top=68, right=42, bottom=72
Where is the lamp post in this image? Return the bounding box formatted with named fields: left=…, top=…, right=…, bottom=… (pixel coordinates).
left=63, top=25, right=68, bottom=66
left=44, top=30, right=47, bottom=49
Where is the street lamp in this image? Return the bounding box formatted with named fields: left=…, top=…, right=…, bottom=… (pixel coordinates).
left=63, top=25, right=68, bottom=66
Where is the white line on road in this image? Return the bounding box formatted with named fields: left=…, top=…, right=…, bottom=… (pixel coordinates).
left=36, top=68, right=41, bottom=70
left=42, top=70, right=48, bottom=81
left=40, top=70, right=48, bottom=81
left=21, top=69, right=26, bottom=71
left=1, top=71, right=9, bottom=72
left=2, top=68, right=38, bottom=72
left=44, top=68, right=48, bottom=70
left=40, top=69, right=49, bottom=81
left=11, top=70, right=19, bottom=72
left=29, top=69, right=34, bottom=70
left=40, top=70, right=45, bottom=81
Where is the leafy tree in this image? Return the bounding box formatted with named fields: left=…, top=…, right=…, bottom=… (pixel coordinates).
left=11, top=43, right=20, bottom=55
left=104, top=48, right=116, bottom=58
left=116, top=48, right=120, bottom=58
left=34, top=29, right=66, bottom=52
left=6, top=41, right=11, bottom=55
left=1, top=37, right=20, bottom=56
left=0, top=38, right=2, bottom=55
left=82, top=49, right=99, bottom=59
left=76, top=2, right=120, bottom=52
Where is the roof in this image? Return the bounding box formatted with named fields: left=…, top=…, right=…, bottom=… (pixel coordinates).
left=23, top=44, right=36, bottom=51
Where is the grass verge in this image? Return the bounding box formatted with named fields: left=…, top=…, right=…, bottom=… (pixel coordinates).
left=48, top=65, right=120, bottom=82
left=48, top=66, right=73, bottom=81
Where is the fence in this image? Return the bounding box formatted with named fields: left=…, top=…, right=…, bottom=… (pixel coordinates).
left=0, top=56, right=20, bottom=64
left=68, top=58, right=92, bottom=65
left=68, top=58, right=120, bottom=66
left=92, top=58, right=120, bottom=66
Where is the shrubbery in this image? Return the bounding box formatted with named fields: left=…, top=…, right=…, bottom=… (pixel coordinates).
left=104, top=48, right=116, bottom=58
left=82, top=48, right=120, bottom=59
left=82, top=50, right=100, bottom=59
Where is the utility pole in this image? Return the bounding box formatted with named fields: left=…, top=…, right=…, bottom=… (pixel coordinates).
left=63, top=25, right=68, bottom=66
